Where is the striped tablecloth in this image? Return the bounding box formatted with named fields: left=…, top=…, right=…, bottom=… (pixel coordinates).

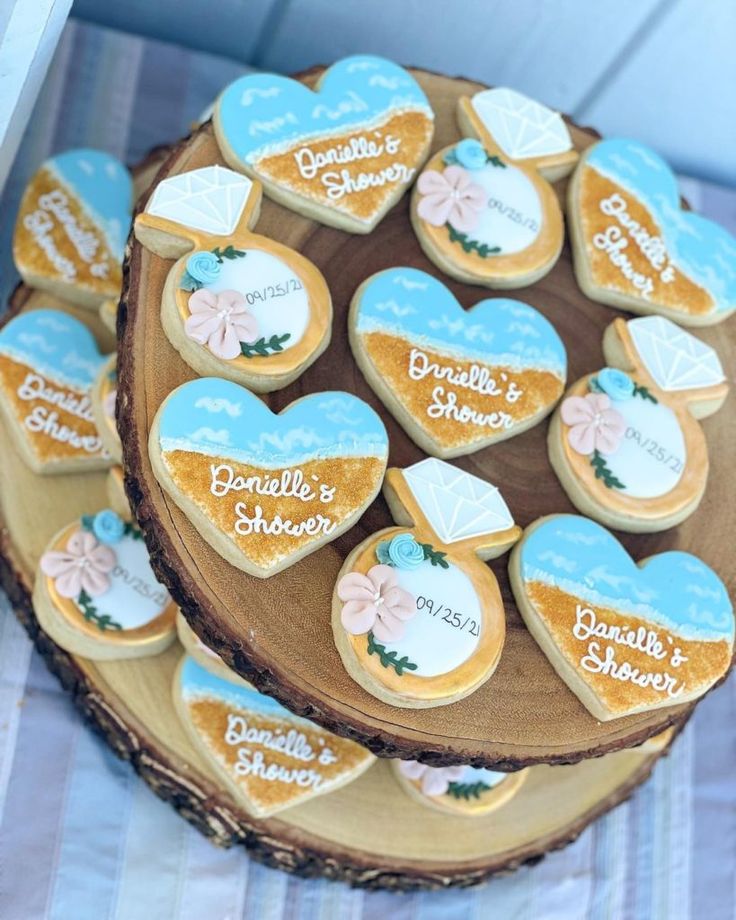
left=0, top=20, right=734, bottom=920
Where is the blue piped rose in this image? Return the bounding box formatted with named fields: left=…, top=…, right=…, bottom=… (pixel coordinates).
left=186, top=250, right=222, bottom=285
left=592, top=368, right=634, bottom=401
left=384, top=533, right=425, bottom=570
left=92, top=509, right=125, bottom=545
left=452, top=138, right=488, bottom=170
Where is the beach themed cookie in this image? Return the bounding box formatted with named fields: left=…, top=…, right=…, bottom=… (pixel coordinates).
left=150, top=377, right=389, bottom=577
left=510, top=514, right=735, bottom=721
left=350, top=267, right=567, bottom=458
left=411, top=88, right=578, bottom=288
left=174, top=656, right=375, bottom=817
left=392, top=760, right=527, bottom=817
left=13, top=150, right=132, bottom=308
left=214, top=55, right=434, bottom=233
left=549, top=316, right=728, bottom=532
left=34, top=507, right=176, bottom=660
left=568, top=138, right=736, bottom=326
left=332, top=458, right=520, bottom=708
left=135, top=166, right=331, bottom=391
left=0, top=309, right=111, bottom=474
left=91, top=353, right=120, bottom=464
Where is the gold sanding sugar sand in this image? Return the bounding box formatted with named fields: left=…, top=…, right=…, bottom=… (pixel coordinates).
left=525, top=580, right=731, bottom=714
left=579, top=166, right=713, bottom=315
left=361, top=330, right=563, bottom=449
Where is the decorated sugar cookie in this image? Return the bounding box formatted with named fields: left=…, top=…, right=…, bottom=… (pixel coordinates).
left=13, top=150, right=132, bottom=308
left=510, top=514, right=734, bottom=721
left=176, top=611, right=241, bottom=683
left=91, top=353, right=120, bottom=464
left=214, top=55, right=434, bottom=233
left=174, top=656, right=375, bottom=817
left=0, top=309, right=111, bottom=474
left=569, top=138, right=736, bottom=326
left=34, top=507, right=176, bottom=660
left=411, top=88, right=578, bottom=288
left=106, top=465, right=129, bottom=518
left=350, top=267, right=567, bottom=458
left=392, top=760, right=527, bottom=817
left=332, top=458, right=520, bottom=708
left=150, top=377, right=389, bottom=577
left=98, top=298, right=118, bottom=334
left=135, top=166, right=331, bottom=391
left=549, top=316, right=728, bottom=532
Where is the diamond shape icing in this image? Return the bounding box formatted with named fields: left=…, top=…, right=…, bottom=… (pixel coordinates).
left=471, top=88, right=572, bottom=160
left=628, top=316, right=725, bottom=392
left=403, top=458, right=514, bottom=544
left=145, top=165, right=253, bottom=235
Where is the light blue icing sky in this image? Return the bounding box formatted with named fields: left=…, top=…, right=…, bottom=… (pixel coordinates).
left=0, top=309, right=105, bottom=390
left=217, top=55, right=432, bottom=163
left=520, top=515, right=734, bottom=641
left=181, top=656, right=301, bottom=718
left=158, top=377, right=388, bottom=468
left=586, top=139, right=736, bottom=311
left=49, top=149, right=132, bottom=260
left=356, top=267, right=567, bottom=374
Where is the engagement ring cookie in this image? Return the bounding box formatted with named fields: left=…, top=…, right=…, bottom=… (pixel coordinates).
left=392, top=760, right=527, bottom=817
left=150, top=378, right=389, bottom=577
left=549, top=316, right=728, bottom=532
left=332, top=458, right=520, bottom=708
left=135, top=166, right=331, bottom=391
left=510, top=514, right=734, bottom=721
left=91, top=353, right=120, bottom=464
left=350, top=267, right=567, bottom=457
left=0, top=309, right=111, bottom=474
left=214, top=55, right=434, bottom=233
left=174, top=656, right=375, bottom=817
left=35, top=507, right=176, bottom=660
left=13, top=150, right=132, bottom=308
left=411, top=88, right=578, bottom=288
left=569, top=138, right=736, bottom=325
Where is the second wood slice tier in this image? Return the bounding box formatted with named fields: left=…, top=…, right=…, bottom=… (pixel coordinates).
left=119, top=69, right=734, bottom=768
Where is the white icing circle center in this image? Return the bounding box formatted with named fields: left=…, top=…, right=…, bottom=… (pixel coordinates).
left=466, top=164, right=542, bottom=255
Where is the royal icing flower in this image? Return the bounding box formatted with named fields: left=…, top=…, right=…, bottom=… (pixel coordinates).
left=186, top=250, right=221, bottom=285
left=561, top=392, right=626, bottom=456
left=416, top=165, right=488, bottom=233
left=378, top=533, right=425, bottom=570
left=103, top=388, right=117, bottom=418
left=593, top=368, right=634, bottom=401
left=398, top=760, right=465, bottom=796
left=452, top=138, right=488, bottom=170
left=185, top=289, right=259, bottom=360
left=338, top=564, right=416, bottom=642
left=40, top=530, right=116, bottom=599
left=92, top=509, right=125, bottom=545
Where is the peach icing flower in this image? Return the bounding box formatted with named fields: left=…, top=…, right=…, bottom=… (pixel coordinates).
left=337, top=564, right=416, bottom=642
left=185, top=289, right=259, bottom=360
left=416, top=165, right=488, bottom=232
left=398, top=760, right=465, bottom=796
left=561, top=392, right=626, bottom=455
left=40, top=530, right=116, bottom=598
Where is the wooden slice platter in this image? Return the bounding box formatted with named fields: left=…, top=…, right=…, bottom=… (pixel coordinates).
left=119, top=68, right=734, bottom=768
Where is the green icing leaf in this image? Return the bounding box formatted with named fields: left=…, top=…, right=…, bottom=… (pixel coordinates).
left=375, top=541, right=392, bottom=565
left=419, top=542, right=449, bottom=568
left=632, top=382, right=658, bottom=404
left=590, top=449, right=625, bottom=490
left=446, top=781, right=493, bottom=800
left=179, top=271, right=202, bottom=292
left=241, top=333, right=292, bottom=358
left=212, top=245, right=246, bottom=263
left=447, top=224, right=502, bottom=258
left=366, top=632, right=418, bottom=676
left=77, top=589, right=123, bottom=632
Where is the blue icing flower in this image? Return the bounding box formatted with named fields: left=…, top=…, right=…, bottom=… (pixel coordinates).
left=92, top=509, right=125, bottom=544
left=592, top=368, right=634, bottom=401
left=186, top=250, right=221, bottom=285
left=454, top=139, right=487, bottom=170
left=381, top=534, right=425, bottom=570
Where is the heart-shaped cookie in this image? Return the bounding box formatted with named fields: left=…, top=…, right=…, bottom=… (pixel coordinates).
left=0, top=309, right=111, bottom=474
left=350, top=267, right=567, bottom=457
left=510, top=514, right=734, bottom=721
left=174, top=655, right=375, bottom=817
left=150, top=378, right=389, bottom=577
left=214, top=55, right=434, bottom=233
left=13, top=150, right=132, bottom=308
left=569, top=138, right=736, bottom=326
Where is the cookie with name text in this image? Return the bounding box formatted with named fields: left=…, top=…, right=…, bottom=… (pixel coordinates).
left=332, top=458, right=520, bottom=708
left=35, top=507, right=177, bottom=660
left=214, top=55, right=434, bottom=233
left=174, top=656, right=375, bottom=817
left=350, top=267, right=567, bottom=457
left=568, top=138, right=736, bottom=326
left=392, top=760, right=527, bottom=817
left=509, top=514, right=734, bottom=721
left=411, top=88, right=578, bottom=288
left=13, top=150, right=132, bottom=308
left=548, top=316, right=728, bottom=532
left=135, top=166, right=332, bottom=391
left=0, top=309, right=111, bottom=474
left=91, top=352, right=120, bottom=464
left=150, top=377, right=389, bottom=577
